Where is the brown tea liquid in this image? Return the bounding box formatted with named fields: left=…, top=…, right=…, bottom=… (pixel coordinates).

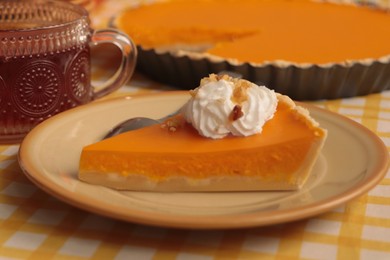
left=0, top=44, right=91, bottom=142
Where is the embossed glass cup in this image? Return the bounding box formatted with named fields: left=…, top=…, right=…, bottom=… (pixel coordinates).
left=0, top=0, right=137, bottom=144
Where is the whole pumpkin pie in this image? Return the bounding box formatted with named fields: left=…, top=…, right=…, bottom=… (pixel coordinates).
left=78, top=75, right=327, bottom=191
left=114, top=0, right=390, bottom=100
left=116, top=0, right=390, bottom=64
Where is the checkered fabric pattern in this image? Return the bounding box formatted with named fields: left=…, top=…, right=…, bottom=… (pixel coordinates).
left=1, top=0, right=390, bottom=259
left=0, top=87, right=389, bottom=259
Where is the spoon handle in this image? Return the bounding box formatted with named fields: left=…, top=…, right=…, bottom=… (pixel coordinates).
left=103, top=108, right=181, bottom=139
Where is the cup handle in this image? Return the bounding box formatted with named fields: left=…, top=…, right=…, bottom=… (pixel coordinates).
left=90, top=28, right=137, bottom=99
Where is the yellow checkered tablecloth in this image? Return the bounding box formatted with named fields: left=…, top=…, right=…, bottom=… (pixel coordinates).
left=0, top=79, right=389, bottom=259
left=1, top=0, right=390, bottom=259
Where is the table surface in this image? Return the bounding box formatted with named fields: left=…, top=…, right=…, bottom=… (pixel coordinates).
left=1, top=0, right=390, bottom=259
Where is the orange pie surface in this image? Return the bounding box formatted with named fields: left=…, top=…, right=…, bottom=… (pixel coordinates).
left=116, top=0, right=390, bottom=64
left=79, top=95, right=327, bottom=191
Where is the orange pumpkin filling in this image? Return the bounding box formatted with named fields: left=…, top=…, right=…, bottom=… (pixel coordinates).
left=116, top=0, right=390, bottom=64
left=79, top=95, right=327, bottom=191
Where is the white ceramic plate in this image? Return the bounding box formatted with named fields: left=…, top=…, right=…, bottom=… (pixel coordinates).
left=18, top=92, right=389, bottom=229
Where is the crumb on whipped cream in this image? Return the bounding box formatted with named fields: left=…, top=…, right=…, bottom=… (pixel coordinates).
left=182, top=74, right=278, bottom=139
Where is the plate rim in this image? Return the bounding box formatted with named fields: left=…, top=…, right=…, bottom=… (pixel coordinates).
left=18, top=91, right=390, bottom=229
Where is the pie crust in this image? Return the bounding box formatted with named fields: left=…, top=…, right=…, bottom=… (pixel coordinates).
left=113, top=0, right=390, bottom=100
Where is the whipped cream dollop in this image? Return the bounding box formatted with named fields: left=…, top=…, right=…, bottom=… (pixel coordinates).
left=182, top=74, right=278, bottom=139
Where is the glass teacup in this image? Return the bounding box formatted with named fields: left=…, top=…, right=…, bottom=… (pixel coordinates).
left=0, top=0, right=137, bottom=143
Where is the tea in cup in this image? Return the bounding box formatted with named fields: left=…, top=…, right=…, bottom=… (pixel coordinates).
left=0, top=0, right=137, bottom=143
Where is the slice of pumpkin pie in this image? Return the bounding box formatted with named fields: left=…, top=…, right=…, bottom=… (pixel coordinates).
left=79, top=74, right=327, bottom=191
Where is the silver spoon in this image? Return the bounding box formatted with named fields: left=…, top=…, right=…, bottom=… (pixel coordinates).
left=103, top=71, right=242, bottom=139
left=103, top=109, right=181, bottom=139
